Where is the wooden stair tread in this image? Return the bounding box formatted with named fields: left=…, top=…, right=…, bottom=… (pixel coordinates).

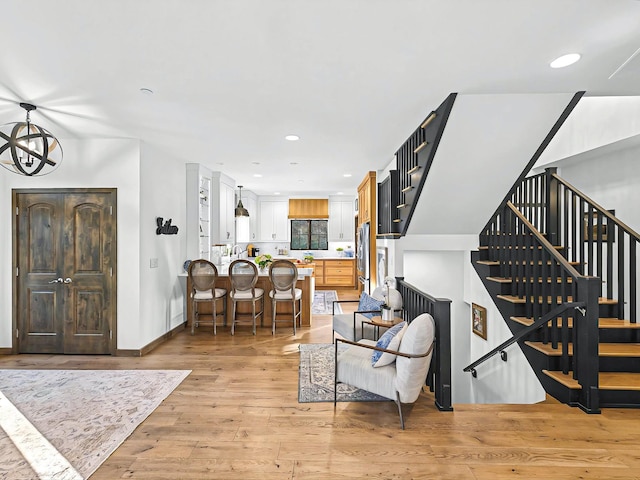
left=543, top=370, right=640, bottom=391
left=487, top=276, right=573, bottom=284
left=476, top=260, right=580, bottom=267
left=511, top=316, right=640, bottom=329
left=527, top=341, right=640, bottom=357
left=497, top=294, right=617, bottom=305
left=478, top=245, right=563, bottom=251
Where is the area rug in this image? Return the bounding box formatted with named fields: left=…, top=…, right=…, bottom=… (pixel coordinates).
left=299, top=343, right=388, bottom=403
left=312, top=290, right=342, bottom=315
left=0, top=369, right=190, bottom=479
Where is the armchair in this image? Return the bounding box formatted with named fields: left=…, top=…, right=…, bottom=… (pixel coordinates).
left=334, top=313, right=435, bottom=429
left=332, top=286, right=403, bottom=342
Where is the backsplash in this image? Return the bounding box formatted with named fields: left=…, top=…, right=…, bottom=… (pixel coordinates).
left=239, top=241, right=355, bottom=258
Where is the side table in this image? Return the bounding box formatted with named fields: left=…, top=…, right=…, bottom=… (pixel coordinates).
left=363, top=315, right=404, bottom=340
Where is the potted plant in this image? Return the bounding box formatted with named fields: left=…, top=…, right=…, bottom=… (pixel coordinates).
left=255, top=254, right=273, bottom=271
left=336, top=247, right=344, bottom=257
left=303, top=254, right=314, bottom=263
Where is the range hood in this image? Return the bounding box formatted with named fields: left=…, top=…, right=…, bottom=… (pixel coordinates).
left=288, top=198, right=329, bottom=219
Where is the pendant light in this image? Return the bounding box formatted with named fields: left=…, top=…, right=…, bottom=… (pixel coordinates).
left=235, top=185, right=249, bottom=217
left=235, top=185, right=250, bottom=242
left=0, top=102, right=63, bottom=176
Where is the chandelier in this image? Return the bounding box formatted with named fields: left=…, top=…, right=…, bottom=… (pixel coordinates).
left=0, top=102, right=63, bottom=176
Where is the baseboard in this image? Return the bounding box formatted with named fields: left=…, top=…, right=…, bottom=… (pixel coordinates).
left=116, top=322, right=186, bottom=357
left=0, top=347, right=15, bottom=355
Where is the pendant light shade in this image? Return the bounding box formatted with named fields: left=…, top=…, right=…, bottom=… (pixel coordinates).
left=0, top=103, right=63, bottom=176
left=235, top=185, right=249, bottom=217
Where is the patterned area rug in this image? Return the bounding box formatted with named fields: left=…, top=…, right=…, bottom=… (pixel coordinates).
left=0, top=369, right=190, bottom=479
left=299, top=343, right=388, bottom=403
left=312, top=290, right=342, bottom=315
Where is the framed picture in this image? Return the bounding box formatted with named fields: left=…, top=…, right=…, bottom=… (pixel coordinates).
left=472, top=303, right=487, bottom=340
left=583, top=210, right=615, bottom=242
left=377, top=247, right=388, bottom=285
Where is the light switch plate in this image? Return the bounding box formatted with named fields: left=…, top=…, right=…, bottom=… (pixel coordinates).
left=150, top=258, right=159, bottom=268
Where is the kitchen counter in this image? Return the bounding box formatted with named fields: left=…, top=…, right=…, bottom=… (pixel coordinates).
left=180, top=266, right=314, bottom=329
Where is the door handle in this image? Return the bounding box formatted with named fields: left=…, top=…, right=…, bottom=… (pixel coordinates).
left=48, top=278, right=63, bottom=284
left=63, top=278, right=73, bottom=284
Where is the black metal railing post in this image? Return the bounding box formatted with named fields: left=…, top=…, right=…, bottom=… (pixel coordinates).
left=432, top=298, right=453, bottom=411
left=574, top=276, right=601, bottom=413
left=545, top=167, right=559, bottom=246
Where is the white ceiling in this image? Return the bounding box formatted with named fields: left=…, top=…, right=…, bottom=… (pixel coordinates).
left=2, top=0, right=640, bottom=195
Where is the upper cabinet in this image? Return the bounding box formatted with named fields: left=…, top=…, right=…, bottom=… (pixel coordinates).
left=186, top=163, right=212, bottom=260
left=242, top=189, right=258, bottom=242
left=358, top=171, right=377, bottom=227
left=328, top=196, right=355, bottom=242
left=211, top=172, right=236, bottom=245
left=258, top=198, right=289, bottom=242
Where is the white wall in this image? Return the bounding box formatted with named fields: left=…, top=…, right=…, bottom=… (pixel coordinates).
left=138, top=144, right=187, bottom=347
left=391, top=235, right=545, bottom=405
left=0, top=138, right=142, bottom=349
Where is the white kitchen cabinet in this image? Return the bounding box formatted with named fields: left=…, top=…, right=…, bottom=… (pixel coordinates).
left=212, top=172, right=236, bottom=245
left=244, top=190, right=258, bottom=241
left=258, top=198, right=289, bottom=242
left=186, top=163, right=212, bottom=261
left=328, top=196, right=355, bottom=242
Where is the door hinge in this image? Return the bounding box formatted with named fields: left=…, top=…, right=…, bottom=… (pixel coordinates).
left=109, top=205, right=113, bottom=216
left=16, top=267, right=19, bottom=277
left=110, top=330, right=112, bottom=339
left=16, top=207, right=19, bottom=216
left=16, top=329, right=19, bottom=338
left=110, top=267, right=113, bottom=277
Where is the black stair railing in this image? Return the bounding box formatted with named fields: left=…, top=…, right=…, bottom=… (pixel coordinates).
left=479, top=201, right=601, bottom=412
left=547, top=170, right=640, bottom=323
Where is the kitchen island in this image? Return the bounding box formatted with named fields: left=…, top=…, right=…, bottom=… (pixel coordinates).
left=181, top=265, right=313, bottom=331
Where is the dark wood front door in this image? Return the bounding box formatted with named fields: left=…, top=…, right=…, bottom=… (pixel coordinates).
left=14, top=189, right=117, bottom=354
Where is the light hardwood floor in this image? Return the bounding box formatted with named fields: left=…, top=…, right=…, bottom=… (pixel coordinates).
left=3, top=289, right=640, bottom=479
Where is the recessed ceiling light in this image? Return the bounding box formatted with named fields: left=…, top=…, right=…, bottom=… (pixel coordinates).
left=253, top=174, right=262, bottom=178
left=336, top=192, right=344, bottom=195
left=290, top=162, right=298, bottom=165
left=252, top=161, right=261, bottom=165
left=139, top=87, right=154, bottom=95
left=274, top=192, right=280, bottom=195
left=550, top=53, right=581, bottom=69
left=343, top=173, right=352, bottom=178
left=285, top=134, right=300, bottom=141
left=298, top=179, right=304, bottom=183
left=217, top=162, right=224, bottom=165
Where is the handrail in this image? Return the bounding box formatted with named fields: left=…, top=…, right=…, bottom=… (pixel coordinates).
left=463, top=302, right=584, bottom=376
left=552, top=173, right=640, bottom=242
left=506, top=201, right=583, bottom=279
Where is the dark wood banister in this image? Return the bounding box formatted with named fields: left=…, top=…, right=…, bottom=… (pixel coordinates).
left=506, top=201, right=583, bottom=279
left=463, top=301, right=585, bottom=376
left=552, top=173, right=640, bottom=242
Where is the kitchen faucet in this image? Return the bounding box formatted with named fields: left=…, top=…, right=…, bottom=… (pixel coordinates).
left=231, top=244, right=244, bottom=259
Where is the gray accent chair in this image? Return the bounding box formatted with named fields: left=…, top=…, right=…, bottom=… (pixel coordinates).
left=334, top=313, right=436, bottom=429
left=332, top=286, right=403, bottom=342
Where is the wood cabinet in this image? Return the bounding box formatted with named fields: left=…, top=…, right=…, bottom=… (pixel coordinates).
left=315, top=259, right=356, bottom=288
left=258, top=198, right=289, bottom=242
left=328, top=196, right=355, bottom=242
left=186, top=163, right=212, bottom=260
left=358, top=171, right=376, bottom=227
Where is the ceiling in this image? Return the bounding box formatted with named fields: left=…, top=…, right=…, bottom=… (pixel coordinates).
left=2, top=0, right=640, bottom=196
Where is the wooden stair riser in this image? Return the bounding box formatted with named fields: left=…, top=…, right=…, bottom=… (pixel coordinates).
left=525, top=342, right=640, bottom=373
left=497, top=298, right=618, bottom=320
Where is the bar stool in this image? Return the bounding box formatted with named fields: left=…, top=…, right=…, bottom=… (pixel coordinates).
left=187, top=259, right=227, bottom=335
left=268, top=260, right=302, bottom=335
left=229, top=259, right=264, bottom=335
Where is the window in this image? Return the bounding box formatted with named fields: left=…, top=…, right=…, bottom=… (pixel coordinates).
left=290, top=220, right=328, bottom=250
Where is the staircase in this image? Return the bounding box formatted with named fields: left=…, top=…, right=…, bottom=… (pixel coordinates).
left=469, top=168, right=640, bottom=412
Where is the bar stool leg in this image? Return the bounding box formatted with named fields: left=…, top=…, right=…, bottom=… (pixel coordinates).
left=231, top=299, right=237, bottom=336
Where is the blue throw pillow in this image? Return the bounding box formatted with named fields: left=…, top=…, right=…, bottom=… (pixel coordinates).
left=371, top=322, right=407, bottom=367
left=357, top=292, right=384, bottom=319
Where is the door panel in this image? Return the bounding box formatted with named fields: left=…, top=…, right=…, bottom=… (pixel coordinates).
left=15, top=189, right=116, bottom=354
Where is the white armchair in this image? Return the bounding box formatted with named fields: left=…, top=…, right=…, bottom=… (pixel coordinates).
left=332, top=286, right=403, bottom=342
left=334, top=313, right=436, bottom=429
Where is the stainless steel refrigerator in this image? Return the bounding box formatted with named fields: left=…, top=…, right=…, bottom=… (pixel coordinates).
left=357, top=222, right=370, bottom=294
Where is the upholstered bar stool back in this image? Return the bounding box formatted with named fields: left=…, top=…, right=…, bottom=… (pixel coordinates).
left=268, top=260, right=302, bottom=335
left=229, top=259, right=264, bottom=335
left=187, top=259, right=227, bottom=335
